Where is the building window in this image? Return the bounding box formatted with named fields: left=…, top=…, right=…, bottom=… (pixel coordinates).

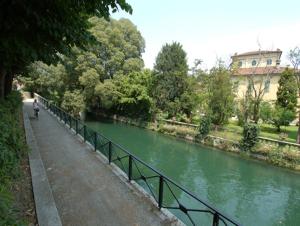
left=267, top=59, right=272, bottom=65
left=238, top=61, right=242, bottom=67
left=264, top=79, right=270, bottom=93
left=252, top=60, right=257, bottom=66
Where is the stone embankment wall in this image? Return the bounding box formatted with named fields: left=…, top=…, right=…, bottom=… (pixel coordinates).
left=94, top=113, right=300, bottom=171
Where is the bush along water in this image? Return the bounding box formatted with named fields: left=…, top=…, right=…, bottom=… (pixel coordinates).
left=196, top=116, right=211, bottom=140
left=240, top=123, right=260, bottom=152
left=0, top=91, right=27, bottom=225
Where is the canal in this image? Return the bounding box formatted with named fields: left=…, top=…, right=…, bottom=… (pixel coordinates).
left=86, top=119, right=300, bottom=226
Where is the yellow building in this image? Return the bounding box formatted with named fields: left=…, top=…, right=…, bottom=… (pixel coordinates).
left=231, top=49, right=286, bottom=101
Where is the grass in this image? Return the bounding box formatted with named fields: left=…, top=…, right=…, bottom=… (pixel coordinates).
left=222, top=120, right=298, bottom=143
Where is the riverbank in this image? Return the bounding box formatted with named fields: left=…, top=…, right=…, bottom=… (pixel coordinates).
left=93, top=113, right=300, bottom=171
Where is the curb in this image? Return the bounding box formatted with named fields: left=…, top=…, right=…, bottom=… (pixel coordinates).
left=23, top=106, right=62, bottom=226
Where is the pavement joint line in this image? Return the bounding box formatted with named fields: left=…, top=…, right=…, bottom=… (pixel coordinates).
left=23, top=105, right=62, bottom=226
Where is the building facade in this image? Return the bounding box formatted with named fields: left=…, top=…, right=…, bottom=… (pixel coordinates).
left=231, top=49, right=286, bottom=101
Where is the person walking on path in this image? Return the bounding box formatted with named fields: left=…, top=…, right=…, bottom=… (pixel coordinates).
left=33, top=99, right=39, bottom=118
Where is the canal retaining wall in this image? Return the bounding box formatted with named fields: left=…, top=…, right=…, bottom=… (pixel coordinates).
left=98, top=113, right=300, bottom=171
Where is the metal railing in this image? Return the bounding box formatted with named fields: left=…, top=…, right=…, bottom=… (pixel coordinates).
left=36, top=94, right=242, bottom=226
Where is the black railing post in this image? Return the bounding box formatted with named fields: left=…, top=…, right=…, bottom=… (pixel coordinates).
left=75, top=120, right=78, bottom=134
left=158, top=176, right=164, bottom=209
left=83, top=125, right=87, bottom=142
left=94, top=132, right=97, bottom=151
left=128, top=155, right=133, bottom=181
left=212, top=213, right=219, bottom=226
left=64, top=113, right=67, bottom=124
left=108, top=141, right=112, bottom=164
left=69, top=115, right=72, bottom=128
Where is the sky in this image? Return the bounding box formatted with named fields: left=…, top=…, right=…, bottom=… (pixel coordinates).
left=112, top=0, right=300, bottom=70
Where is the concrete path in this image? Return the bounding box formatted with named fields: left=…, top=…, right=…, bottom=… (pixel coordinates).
left=24, top=100, right=179, bottom=226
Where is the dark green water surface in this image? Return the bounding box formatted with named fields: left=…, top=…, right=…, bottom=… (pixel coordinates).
left=86, top=119, right=300, bottom=226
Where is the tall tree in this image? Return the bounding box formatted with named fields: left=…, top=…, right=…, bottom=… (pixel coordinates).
left=276, top=68, right=297, bottom=111
left=154, top=42, right=188, bottom=75
left=0, top=0, right=132, bottom=99
left=207, top=63, right=235, bottom=125
left=152, top=42, right=195, bottom=117
left=288, top=47, right=300, bottom=143
left=88, top=17, right=145, bottom=78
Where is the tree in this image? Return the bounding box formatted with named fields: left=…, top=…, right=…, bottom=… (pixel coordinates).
left=240, top=123, right=260, bottom=152
left=276, top=68, right=297, bottom=111
left=246, top=74, right=270, bottom=123
left=88, top=17, right=145, bottom=78
left=61, top=90, right=85, bottom=117
left=95, top=80, right=121, bottom=110
left=288, top=47, right=300, bottom=143
left=207, top=63, right=235, bottom=125
left=113, top=70, right=154, bottom=119
left=271, top=106, right=295, bottom=132
left=154, top=42, right=188, bottom=75
left=79, top=68, right=101, bottom=108
left=236, top=83, right=253, bottom=126
left=20, top=61, right=67, bottom=103
left=0, top=0, right=132, bottom=99
left=270, top=68, right=297, bottom=132
left=152, top=42, right=196, bottom=118
left=238, top=49, right=276, bottom=123
left=259, top=101, right=272, bottom=123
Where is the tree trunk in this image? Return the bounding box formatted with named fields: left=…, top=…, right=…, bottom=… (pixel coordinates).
left=253, top=102, right=259, bottom=123
left=297, top=110, right=300, bottom=144
left=0, top=68, right=6, bottom=100
left=4, top=72, right=13, bottom=97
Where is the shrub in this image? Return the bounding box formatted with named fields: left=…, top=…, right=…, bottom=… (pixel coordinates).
left=197, top=116, right=211, bottom=139
left=0, top=91, right=27, bottom=224
left=259, top=101, right=272, bottom=123
left=240, top=123, right=260, bottom=152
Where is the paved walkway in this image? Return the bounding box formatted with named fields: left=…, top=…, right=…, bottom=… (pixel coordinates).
left=24, top=100, right=178, bottom=226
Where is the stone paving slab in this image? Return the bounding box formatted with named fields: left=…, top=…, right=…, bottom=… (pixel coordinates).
left=24, top=100, right=181, bottom=226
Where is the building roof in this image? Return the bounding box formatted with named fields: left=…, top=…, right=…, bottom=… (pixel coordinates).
left=232, top=49, right=282, bottom=58
left=232, top=66, right=286, bottom=76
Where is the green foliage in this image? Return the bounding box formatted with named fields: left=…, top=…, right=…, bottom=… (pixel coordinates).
left=240, top=123, right=260, bottom=152
left=20, top=61, right=67, bottom=103
left=152, top=42, right=197, bottom=118
left=0, top=91, right=26, bottom=224
left=236, top=84, right=253, bottom=126
left=23, top=17, right=147, bottom=114
left=268, top=68, right=298, bottom=132
left=95, top=80, right=121, bottom=110
left=197, top=116, right=211, bottom=139
left=276, top=68, right=297, bottom=111
left=259, top=101, right=272, bottom=123
left=271, top=106, right=295, bottom=132
left=113, top=71, right=154, bottom=119
left=61, top=90, right=85, bottom=117
left=154, top=42, right=188, bottom=75
left=0, top=1, right=132, bottom=71
left=88, top=17, right=145, bottom=78
left=207, top=63, right=235, bottom=125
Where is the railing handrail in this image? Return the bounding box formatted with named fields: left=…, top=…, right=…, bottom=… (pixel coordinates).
left=35, top=93, right=242, bottom=226
left=258, top=136, right=300, bottom=148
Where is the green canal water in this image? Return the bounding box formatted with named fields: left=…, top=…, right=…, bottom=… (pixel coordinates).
left=86, top=119, right=300, bottom=226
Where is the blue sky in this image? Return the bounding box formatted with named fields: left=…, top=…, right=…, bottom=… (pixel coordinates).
left=112, top=0, right=300, bottom=69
